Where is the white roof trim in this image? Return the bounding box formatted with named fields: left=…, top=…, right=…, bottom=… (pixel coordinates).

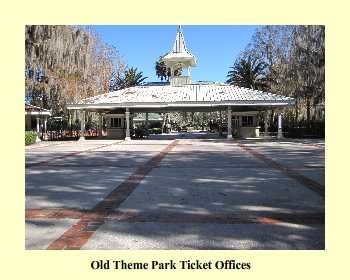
left=67, top=84, right=294, bottom=110
left=25, top=111, right=52, bottom=116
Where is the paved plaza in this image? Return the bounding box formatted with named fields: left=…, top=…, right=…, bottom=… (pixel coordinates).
left=25, top=133, right=325, bottom=250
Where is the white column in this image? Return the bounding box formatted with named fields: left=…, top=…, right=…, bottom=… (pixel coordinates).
left=277, top=112, right=283, bottom=139
left=125, top=108, right=131, bottom=140
left=218, top=110, right=222, bottom=135
left=79, top=110, right=86, bottom=141
left=35, top=117, right=41, bottom=142
left=44, top=117, right=47, bottom=132
left=145, top=112, right=149, bottom=135
left=98, top=113, right=103, bottom=137
left=264, top=112, right=269, bottom=136
left=227, top=106, right=232, bottom=139
left=36, top=117, right=40, bottom=133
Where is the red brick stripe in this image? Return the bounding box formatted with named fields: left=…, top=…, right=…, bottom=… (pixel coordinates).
left=26, top=140, right=124, bottom=167
left=46, top=140, right=179, bottom=250
left=237, top=143, right=325, bottom=197
left=26, top=141, right=74, bottom=150
left=26, top=208, right=324, bottom=225
left=108, top=211, right=324, bottom=225
left=26, top=208, right=86, bottom=219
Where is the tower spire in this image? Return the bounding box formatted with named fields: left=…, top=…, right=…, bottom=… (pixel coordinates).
left=161, top=26, right=197, bottom=86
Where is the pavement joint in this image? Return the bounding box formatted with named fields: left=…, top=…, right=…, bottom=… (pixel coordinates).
left=46, top=140, right=179, bottom=250
left=237, top=142, right=325, bottom=197
left=25, top=141, right=75, bottom=150
left=26, top=140, right=124, bottom=168
left=26, top=208, right=324, bottom=225
left=26, top=137, right=324, bottom=250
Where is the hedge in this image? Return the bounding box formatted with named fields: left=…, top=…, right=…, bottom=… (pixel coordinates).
left=25, top=131, right=37, bottom=145
left=148, top=128, right=162, bottom=134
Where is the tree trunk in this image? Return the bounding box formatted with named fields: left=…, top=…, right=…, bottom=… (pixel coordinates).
left=306, top=96, right=311, bottom=129
left=294, top=99, right=298, bottom=126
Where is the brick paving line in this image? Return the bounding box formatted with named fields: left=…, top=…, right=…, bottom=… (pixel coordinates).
left=237, top=142, right=325, bottom=198
left=281, top=141, right=325, bottom=152
left=25, top=141, right=75, bottom=151
left=289, top=140, right=325, bottom=149
left=46, top=140, right=179, bottom=250
left=26, top=208, right=324, bottom=225
left=26, top=140, right=124, bottom=168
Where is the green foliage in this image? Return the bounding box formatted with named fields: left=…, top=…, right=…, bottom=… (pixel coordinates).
left=111, top=67, right=148, bottom=90
left=155, top=58, right=170, bottom=81
left=226, top=55, right=268, bottom=90
left=47, top=118, right=68, bottom=131
left=148, top=128, right=162, bottom=134
left=134, top=126, right=147, bottom=138
left=25, top=131, right=37, bottom=145
left=229, top=25, right=325, bottom=126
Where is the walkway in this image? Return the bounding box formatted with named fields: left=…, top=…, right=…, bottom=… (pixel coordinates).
left=25, top=135, right=325, bottom=249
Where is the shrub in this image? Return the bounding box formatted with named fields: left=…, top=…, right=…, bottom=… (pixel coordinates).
left=135, top=127, right=147, bottom=138
left=148, top=128, right=162, bottom=134
left=25, top=131, right=37, bottom=145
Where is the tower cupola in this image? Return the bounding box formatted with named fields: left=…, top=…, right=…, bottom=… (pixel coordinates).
left=161, top=26, right=197, bottom=86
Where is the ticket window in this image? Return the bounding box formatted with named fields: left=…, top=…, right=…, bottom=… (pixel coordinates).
left=241, top=116, right=254, bottom=127
left=232, top=116, right=240, bottom=129
left=110, top=117, right=123, bottom=128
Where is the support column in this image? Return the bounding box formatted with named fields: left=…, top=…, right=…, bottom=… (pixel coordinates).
left=227, top=106, right=232, bottom=139
left=125, top=108, right=131, bottom=141
left=44, top=117, right=47, bottom=132
left=145, top=112, right=149, bottom=135
left=35, top=117, right=41, bottom=142
left=219, top=110, right=222, bottom=136
left=98, top=113, right=103, bottom=137
left=36, top=117, right=40, bottom=133
left=79, top=110, right=86, bottom=141
left=264, top=111, right=269, bottom=136
left=277, top=112, right=283, bottom=139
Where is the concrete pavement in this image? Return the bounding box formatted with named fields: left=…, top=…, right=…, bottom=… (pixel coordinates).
left=25, top=135, right=325, bottom=250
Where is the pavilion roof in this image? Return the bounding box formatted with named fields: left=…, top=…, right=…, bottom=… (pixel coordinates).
left=71, top=84, right=294, bottom=109
left=25, top=103, right=51, bottom=114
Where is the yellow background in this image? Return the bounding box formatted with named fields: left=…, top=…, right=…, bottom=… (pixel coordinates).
left=1, top=0, right=349, bottom=278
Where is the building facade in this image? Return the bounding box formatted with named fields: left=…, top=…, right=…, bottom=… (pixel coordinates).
left=67, top=26, right=294, bottom=140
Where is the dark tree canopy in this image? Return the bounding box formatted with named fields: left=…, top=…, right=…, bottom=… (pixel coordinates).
left=25, top=25, right=125, bottom=115
left=110, top=67, right=148, bottom=90
left=227, top=25, right=325, bottom=126
left=226, top=55, right=268, bottom=90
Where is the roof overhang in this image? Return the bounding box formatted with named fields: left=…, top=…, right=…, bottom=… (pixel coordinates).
left=67, top=100, right=294, bottom=111
left=25, top=111, right=52, bottom=116
left=161, top=54, right=197, bottom=67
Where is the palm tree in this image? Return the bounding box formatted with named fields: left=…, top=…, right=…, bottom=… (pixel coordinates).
left=226, top=56, right=267, bottom=90
left=155, top=57, right=170, bottom=81
left=114, top=67, right=148, bottom=89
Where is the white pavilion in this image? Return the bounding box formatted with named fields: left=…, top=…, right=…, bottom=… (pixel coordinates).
left=67, top=26, right=294, bottom=140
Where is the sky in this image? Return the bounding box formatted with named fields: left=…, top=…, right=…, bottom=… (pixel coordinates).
left=92, top=25, right=258, bottom=83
